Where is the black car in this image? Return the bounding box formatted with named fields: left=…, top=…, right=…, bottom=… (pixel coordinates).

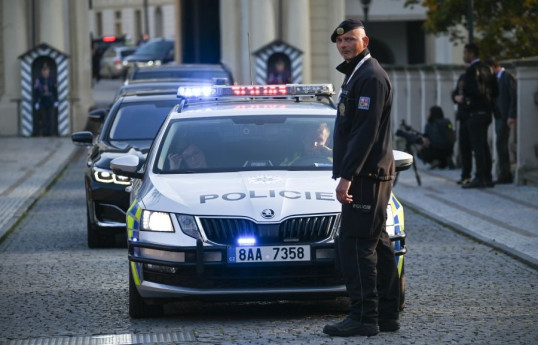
left=122, top=38, right=175, bottom=72
left=72, top=91, right=180, bottom=247
left=124, top=64, right=234, bottom=85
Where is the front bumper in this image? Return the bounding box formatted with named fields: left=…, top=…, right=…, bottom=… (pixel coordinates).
left=129, top=240, right=346, bottom=299
left=88, top=180, right=130, bottom=228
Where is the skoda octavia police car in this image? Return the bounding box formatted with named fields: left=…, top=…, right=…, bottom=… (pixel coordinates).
left=111, top=84, right=411, bottom=318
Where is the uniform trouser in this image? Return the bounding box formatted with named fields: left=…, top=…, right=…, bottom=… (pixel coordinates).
left=337, top=177, right=399, bottom=324
left=467, top=111, right=492, bottom=183
left=495, top=119, right=512, bottom=180
left=458, top=119, right=472, bottom=180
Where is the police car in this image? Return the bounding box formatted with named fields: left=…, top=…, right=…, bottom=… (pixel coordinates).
left=110, top=84, right=411, bottom=318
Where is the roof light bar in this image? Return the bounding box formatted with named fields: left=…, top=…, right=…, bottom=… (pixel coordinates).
left=176, top=84, right=334, bottom=100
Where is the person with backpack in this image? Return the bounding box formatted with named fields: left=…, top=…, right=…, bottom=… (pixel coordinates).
left=454, top=43, right=498, bottom=189
left=417, top=105, right=456, bottom=169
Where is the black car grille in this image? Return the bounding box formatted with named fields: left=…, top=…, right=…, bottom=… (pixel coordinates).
left=198, top=215, right=336, bottom=245
left=143, top=264, right=344, bottom=289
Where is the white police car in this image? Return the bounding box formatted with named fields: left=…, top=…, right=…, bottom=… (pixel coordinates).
left=111, top=84, right=411, bottom=318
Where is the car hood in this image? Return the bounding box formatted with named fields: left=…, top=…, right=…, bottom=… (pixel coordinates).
left=94, top=141, right=151, bottom=170
left=139, top=171, right=340, bottom=221
left=124, top=54, right=163, bottom=62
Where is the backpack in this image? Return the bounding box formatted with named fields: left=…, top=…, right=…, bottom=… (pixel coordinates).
left=475, top=62, right=499, bottom=115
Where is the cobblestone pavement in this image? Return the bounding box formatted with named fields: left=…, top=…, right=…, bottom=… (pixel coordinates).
left=0, top=150, right=537, bottom=345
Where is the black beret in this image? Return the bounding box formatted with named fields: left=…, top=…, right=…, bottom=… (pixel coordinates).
left=330, top=19, right=364, bottom=42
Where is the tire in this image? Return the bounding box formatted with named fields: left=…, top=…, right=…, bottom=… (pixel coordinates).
left=87, top=208, right=104, bottom=248
left=129, top=264, right=163, bottom=318
left=399, top=261, right=406, bottom=311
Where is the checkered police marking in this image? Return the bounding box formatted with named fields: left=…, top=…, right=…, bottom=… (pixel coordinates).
left=358, top=96, right=370, bottom=110
left=19, top=43, right=69, bottom=136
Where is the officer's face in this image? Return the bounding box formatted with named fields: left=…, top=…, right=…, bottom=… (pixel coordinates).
left=336, top=28, right=369, bottom=62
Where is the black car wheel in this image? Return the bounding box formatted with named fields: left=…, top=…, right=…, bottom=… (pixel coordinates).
left=129, top=264, right=163, bottom=318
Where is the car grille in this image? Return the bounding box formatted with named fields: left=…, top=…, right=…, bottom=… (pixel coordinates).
left=198, top=215, right=336, bottom=245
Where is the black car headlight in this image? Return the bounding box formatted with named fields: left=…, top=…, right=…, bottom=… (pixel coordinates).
left=92, top=167, right=131, bottom=185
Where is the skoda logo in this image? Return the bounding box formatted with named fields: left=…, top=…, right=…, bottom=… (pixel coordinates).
left=261, top=209, right=275, bottom=219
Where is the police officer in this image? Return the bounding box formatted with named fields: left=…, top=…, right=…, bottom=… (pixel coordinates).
left=323, top=19, right=400, bottom=337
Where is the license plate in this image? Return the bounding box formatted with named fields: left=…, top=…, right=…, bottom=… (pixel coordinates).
left=228, top=245, right=310, bottom=263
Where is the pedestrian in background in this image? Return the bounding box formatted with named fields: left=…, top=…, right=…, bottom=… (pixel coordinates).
left=324, top=18, right=399, bottom=338
left=452, top=72, right=473, bottom=185
left=33, top=63, right=58, bottom=136
left=455, top=43, right=498, bottom=189
left=417, top=105, right=456, bottom=169
left=485, top=58, right=517, bottom=184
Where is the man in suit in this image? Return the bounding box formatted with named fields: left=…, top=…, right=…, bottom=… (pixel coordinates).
left=486, top=58, right=517, bottom=184
left=454, top=43, right=498, bottom=189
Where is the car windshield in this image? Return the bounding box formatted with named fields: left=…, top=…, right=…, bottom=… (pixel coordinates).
left=135, top=40, right=173, bottom=55
left=132, top=69, right=230, bottom=82
left=108, top=101, right=176, bottom=141
left=154, top=114, right=335, bottom=173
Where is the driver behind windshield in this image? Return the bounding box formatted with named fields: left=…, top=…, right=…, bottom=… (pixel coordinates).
left=281, top=122, right=333, bottom=166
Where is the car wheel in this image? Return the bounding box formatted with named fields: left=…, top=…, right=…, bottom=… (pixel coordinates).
left=399, top=261, right=406, bottom=311
left=87, top=208, right=104, bottom=248
left=129, top=264, right=163, bottom=318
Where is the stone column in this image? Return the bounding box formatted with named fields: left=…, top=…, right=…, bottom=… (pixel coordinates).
left=68, top=0, right=94, bottom=133
left=0, top=0, right=28, bottom=135
left=282, top=0, right=310, bottom=83
left=328, top=0, right=345, bottom=98
left=514, top=60, right=538, bottom=185
left=39, top=0, right=66, bottom=50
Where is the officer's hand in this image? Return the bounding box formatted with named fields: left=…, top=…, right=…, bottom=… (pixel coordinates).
left=336, top=178, right=353, bottom=204
left=35, top=103, right=40, bottom=110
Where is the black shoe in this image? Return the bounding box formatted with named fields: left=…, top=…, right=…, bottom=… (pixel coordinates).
left=457, top=177, right=472, bottom=185
left=379, top=319, right=400, bottom=332
left=462, top=179, right=486, bottom=189
left=323, top=317, right=379, bottom=337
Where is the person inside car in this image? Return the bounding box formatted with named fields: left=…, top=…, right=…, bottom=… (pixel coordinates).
left=281, top=122, right=332, bottom=166
left=167, top=143, right=207, bottom=170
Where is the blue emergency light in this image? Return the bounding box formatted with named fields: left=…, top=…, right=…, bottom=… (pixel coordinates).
left=176, top=84, right=334, bottom=100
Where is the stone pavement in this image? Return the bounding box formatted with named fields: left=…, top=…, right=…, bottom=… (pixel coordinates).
left=393, top=161, right=538, bottom=268
left=0, top=78, right=537, bottom=269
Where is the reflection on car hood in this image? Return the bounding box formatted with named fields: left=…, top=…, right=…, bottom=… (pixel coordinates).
left=94, top=141, right=151, bottom=170
left=140, top=171, right=340, bottom=221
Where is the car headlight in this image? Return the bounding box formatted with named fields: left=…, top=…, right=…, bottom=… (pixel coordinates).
left=176, top=215, right=202, bottom=240
left=141, top=210, right=174, bottom=232
left=93, top=168, right=131, bottom=185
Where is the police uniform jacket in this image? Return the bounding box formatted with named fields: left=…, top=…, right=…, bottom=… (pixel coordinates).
left=332, top=49, right=395, bottom=182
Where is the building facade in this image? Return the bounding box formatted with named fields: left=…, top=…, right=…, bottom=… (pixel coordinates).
left=1, top=0, right=537, bottom=184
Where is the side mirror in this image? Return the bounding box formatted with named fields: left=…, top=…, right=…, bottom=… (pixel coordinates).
left=110, top=155, right=144, bottom=179
left=71, top=131, right=93, bottom=146
left=88, top=108, right=107, bottom=123
left=394, top=150, right=413, bottom=172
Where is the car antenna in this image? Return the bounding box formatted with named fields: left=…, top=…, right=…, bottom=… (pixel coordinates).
left=248, top=32, right=254, bottom=85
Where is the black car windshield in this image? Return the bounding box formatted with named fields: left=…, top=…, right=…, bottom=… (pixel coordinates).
left=135, top=40, right=173, bottom=55
left=132, top=69, right=230, bottom=82
left=108, top=101, right=176, bottom=140
left=154, top=114, right=335, bottom=173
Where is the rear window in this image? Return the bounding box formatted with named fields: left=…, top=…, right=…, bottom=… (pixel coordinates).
left=108, top=101, right=176, bottom=140
left=132, top=69, right=231, bottom=83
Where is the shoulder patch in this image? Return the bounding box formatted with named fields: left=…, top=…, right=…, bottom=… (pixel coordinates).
left=358, top=96, right=370, bottom=110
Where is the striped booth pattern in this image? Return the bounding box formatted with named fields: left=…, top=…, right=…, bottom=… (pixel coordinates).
left=19, top=43, right=69, bottom=136
left=254, top=40, right=303, bottom=85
